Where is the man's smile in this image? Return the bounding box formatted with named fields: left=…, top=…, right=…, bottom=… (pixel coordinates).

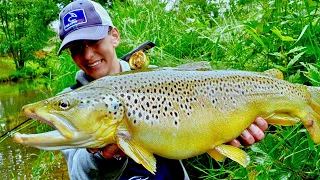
left=88, top=60, right=102, bottom=67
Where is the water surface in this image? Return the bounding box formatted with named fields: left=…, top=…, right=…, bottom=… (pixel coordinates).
left=0, top=81, right=68, bottom=179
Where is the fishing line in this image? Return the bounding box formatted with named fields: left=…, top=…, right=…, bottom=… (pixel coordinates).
left=0, top=118, right=32, bottom=142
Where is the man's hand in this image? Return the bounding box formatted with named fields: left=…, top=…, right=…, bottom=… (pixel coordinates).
left=228, top=117, right=268, bottom=147
left=87, top=144, right=126, bottom=159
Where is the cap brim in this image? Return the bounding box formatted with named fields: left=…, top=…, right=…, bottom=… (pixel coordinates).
left=57, top=25, right=109, bottom=55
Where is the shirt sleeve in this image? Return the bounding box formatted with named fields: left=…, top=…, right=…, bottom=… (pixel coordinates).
left=62, top=148, right=128, bottom=180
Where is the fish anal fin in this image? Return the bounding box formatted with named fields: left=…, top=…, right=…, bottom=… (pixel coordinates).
left=264, top=113, right=300, bottom=126
left=207, top=148, right=227, bottom=162
left=214, top=144, right=250, bottom=167
left=117, top=137, right=156, bottom=174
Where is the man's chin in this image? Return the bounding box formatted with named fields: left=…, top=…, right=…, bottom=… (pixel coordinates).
left=85, top=69, right=108, bottom=79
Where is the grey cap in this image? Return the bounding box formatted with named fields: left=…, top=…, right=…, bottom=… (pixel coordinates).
left=57, top=0, right=113, bottom=55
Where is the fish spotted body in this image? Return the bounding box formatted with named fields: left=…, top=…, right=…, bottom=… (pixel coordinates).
left=13, top=66, right=320, bottom=173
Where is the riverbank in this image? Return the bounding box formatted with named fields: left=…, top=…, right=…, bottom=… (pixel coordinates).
left=0, top=58, right=16, bottom=81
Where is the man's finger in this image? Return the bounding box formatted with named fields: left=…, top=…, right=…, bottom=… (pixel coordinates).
left=248, top=123, right=265, bottom=142
left=101, top=144, right=120, bottom=158
left=227, top=139, right=240, bottom=147
left=240, top=129, right=255, bottom=146
left=254, top=117, right=268, bottom=131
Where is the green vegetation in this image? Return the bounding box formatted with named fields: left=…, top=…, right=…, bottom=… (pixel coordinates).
left=0, top=0, right=320, bottom=179
left=0, top=57, right=15, bottom=81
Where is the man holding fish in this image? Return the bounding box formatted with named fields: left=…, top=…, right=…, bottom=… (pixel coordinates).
left=56, top=0, right=268, bottom=179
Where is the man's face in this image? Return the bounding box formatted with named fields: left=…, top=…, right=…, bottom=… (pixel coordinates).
left=69, top=28, right=121, bottom=79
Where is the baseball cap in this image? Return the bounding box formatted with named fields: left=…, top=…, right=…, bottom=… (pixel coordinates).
left=57, top=0, right=113, bottom=55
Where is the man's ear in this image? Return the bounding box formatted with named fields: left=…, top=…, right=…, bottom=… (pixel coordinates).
left=110, top=27, right=120, bottom=47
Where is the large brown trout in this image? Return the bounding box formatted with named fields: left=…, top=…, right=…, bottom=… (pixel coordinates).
left=13, top=66, right=320, bottom=173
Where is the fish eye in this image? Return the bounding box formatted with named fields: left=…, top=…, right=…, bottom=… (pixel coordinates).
left=58, top=100, right=70, bottom=110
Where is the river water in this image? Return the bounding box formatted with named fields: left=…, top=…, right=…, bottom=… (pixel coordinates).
left=0, top=81, right=69, bottom=180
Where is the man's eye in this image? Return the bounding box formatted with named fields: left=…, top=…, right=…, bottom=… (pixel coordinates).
left=69, top=46, right=84, bottom=56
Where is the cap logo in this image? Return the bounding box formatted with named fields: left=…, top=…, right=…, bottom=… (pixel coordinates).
left=63, top=9, right=87, bottom=31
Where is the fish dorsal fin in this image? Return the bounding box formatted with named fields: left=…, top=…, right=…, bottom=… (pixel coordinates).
left=117, top=133, right=156, bottom=174
left=175, top=61, right=213, bottom=71
left=208, top=144, right=250, bottom=167
left=262, top=69, right=284, bottom=79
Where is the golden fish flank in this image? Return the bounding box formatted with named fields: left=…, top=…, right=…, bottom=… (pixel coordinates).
left=13, top=67, right=320, bottom=174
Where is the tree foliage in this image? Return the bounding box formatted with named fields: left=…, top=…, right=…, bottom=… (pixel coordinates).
left=0, top=0, right=68, bottom=70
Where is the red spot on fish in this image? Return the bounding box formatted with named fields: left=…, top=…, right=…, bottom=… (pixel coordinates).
left=309, top=120, right=314, bottom=127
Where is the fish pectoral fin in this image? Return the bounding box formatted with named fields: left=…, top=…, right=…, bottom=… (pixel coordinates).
left=118, top=137, right=156, bottom=174
left=264, top=113, right=300, bottom=126
left=214, top=144, right=250, bottom=167
left=207, top=148, right=227, bottom=162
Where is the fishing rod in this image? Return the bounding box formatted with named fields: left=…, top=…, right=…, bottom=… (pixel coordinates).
left=0, top=118, right=32, bottom=140
left=0, top=40, right=156, bottom=142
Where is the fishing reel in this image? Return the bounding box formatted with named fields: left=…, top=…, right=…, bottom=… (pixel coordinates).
left=129, top=50, right=150, bottom=70
left=120, top=40, right=155, bottom=70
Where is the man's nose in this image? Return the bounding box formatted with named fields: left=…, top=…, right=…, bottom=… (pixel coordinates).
left=83, top=46, right=94, bottom=59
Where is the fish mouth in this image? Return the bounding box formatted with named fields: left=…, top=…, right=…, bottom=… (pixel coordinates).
left=12, top=106, right=91, bottom=150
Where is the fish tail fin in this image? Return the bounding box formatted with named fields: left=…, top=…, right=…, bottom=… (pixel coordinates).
left=300, top=86, right=320, bottom=143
